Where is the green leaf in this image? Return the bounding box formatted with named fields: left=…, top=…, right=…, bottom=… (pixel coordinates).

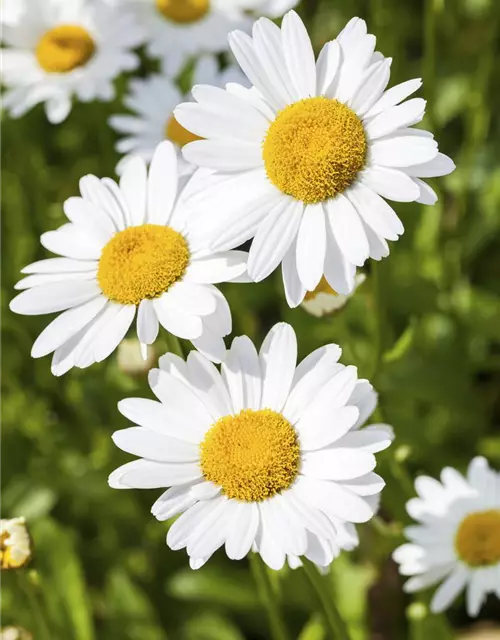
left=298, top=614, right=326, bottom=640
left=182, top=611, right=245, bottom=640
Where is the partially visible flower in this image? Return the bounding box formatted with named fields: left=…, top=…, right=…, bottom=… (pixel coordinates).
left=109, top=322, right=393, bottom=570
left=175, top=11, right=455, bottom=308
left=0, top=0, right=143, bottom=124
left=302, top=273, right=366, bottom=317
left=109, top=55, right=247, bottom=176
left=393, top=457, right=500, bottom=617
left=126, top=0, right=250, bottom=76
left=0, top=518, right=32, bottom=570
left=10, top=142, right=249, bottom=374
left=1, top=628, right=33, bottom=640
left=223, top=0, right=300, bottom=19
left=117, top=338, right=157, bottom=375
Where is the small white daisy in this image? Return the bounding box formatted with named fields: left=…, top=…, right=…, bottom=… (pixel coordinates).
left=0, top=0, right=144, bottom=124
left=393, top=457, right=500, bottom=617
left=109, top=55, right=248, bottom=176
left=302, top=273, right=366, bottom=318
left=127, top=0, right=250, bottom=76
left=109, top=322, right=393, bottom=570
left=0, top=518, right=32, bottom=570
left=221, top=0, right=300, bottom=19
left=10, top=141, right=249, bottom=374
left=174, top=11, right=455, bottom=308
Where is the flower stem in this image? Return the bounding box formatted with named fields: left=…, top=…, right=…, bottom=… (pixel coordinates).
left=301, top=559, right=351, bottom=640
left=16, top=571, right=53, bottom=640
left=249, top=554, right=290, bottom=640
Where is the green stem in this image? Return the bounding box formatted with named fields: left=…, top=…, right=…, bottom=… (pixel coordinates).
left=249, top=554, right=290, bottom=640
left=16, top=571, right=52, bottom=640
left=369, top=261, right=384, bottom=381
left=302, top=559, right=351, bottom=640
left=167, top=333, right=185, bottom=359
left=423, top=0, right=439, bottom=130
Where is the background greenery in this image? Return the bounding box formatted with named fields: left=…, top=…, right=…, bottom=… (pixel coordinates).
left=2, top=0, right=500, bottom=637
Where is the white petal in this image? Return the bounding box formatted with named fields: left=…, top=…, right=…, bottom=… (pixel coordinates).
left=296, top=203, right=326, bottom=291
left=370, top=135, right=438, bottom=168
left=147, top=141, right=178, bottom=225
left=284, top=489, right=337, bottom=539
left=153, top=294, right=203, bottom=340
left=225, top=503, right=259, bottom=560
left=301, top=449, right=376, bottom=480
left=63, top=196, right=115, bottom=243
left=41, top=224, right=103, bottom=260
left=10, top=280, right=101, bottom=316
left=414, top=178, right=438, bottom=205
left=403, top=153, right=456, bottom=178
left=109, top=459, right=201, bottom=489
left=167, top=281, right=217, bottom=317
left=365, top=99, right=426, bottom=139
left=222, top=335, right=262, bottom=412
left=186, top=351, right=232, bottom=420
left=365, top=78, right=422, bottom=119
left=284, top=344, right=342, bottom=423
left=248, top=198, right=303, bottom=282
left=149, top=369, right=213, bottom=442
left=151, top=485, right=198, bottom=521
left=297, top=404, right=359, bottom=450
left=326, top=194, right=369, bottom=267
left=185, top=251, right=248, bottom=284
left=350, top=59, right=391, bottom=117
left=257, top=509, right=286, bottom=570
left=75, top=304, right=135, bottom=366
left=323, top=225, right=356, bottom=295
left=316, top=40, right=341, bottom=96
left=430, top=565, right=469, bottom=614
left=341, top=472, right=385, bottom=495
left=119, top=157, right=147, bottom=227
left=118, top=397, right=198, bottom=443
left=137, top=299, right=159, bottom=346
left=167, top=500, right=216, bottom=551
left=361, top=166, right=420, bottom=202
left=31, top=296, right=107, bottom=358
left=21, top=258, right=98, bottom=275
left=112, top=427, right=199, bottom=462
left=260, top=323, right=297, bottom=412
left=347, top=183, right=404, bottom=240
left=466, top=570, right=488, bottom=617
left=282, top=238, right=306, bottom=308
left=281, top=10, right=316, bottom=98
left=191, top=326, right=227, bottom=364
left=183, top=139, right=263, bottom=172
left=335, top=425, right=393, bottom=453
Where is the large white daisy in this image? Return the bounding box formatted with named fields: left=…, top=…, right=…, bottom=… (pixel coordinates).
left=0, top=0, right=144, bottom=124
left=9, top=141, right=249, bottom=374
left=393, top=457, right=500, bottom=616
left=109, top=322, right=393, bottom=570
left=174, top=11, right=455, bottom=308
left=127, top=0, right=250, bottom=76
left=109, top=55, right=248, bottom=176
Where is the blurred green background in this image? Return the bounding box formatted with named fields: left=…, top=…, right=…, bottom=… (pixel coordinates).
left=2, top=0, right=500, bottom=637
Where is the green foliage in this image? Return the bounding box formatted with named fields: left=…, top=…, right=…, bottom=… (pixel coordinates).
left=2, top=0, right=500, bottom=638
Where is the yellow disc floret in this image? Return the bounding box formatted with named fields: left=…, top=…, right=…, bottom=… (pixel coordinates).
left=165, top=115, right=202, bottom=147
left=304, top=276, right=339, bottom=301
left=156, top=0, right=210, bottom=24
left=36, top=25, right=96, bottom=74
left=263, top=96, right=367, bottom=204
left=200, top=409, right=300, bottom=502
left=455, top=509, right=500, bottom=567
left=97, top=224, right=189, bottom=306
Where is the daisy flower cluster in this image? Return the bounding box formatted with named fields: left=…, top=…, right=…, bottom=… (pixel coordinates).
left=6, top=0, right=499, bottom=632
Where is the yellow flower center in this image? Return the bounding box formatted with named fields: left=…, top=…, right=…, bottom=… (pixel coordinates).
left=200, top=409, right=300, bottom=502
left=97, top=225, right=189, bottom=306
left=304, top=276, right=339, bottom=301
left=165, top=115, right=202, bottom=147
left=35, top=25, right=96, bottom=74
left=455, top=509, right=500, bottom=567
left=263, top=96, right=367, bottom=204
left=156, top=0, right=210, bottom=24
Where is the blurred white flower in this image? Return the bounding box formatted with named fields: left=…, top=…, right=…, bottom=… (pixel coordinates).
left=393, top=457, right=500, bottom=616
left=125, top=0, right=250, bottom=76
left=175, top=11, right=455, bottom=308
left=10, top=142, right=250, bottom=374
left=0, top=518, right=31, bottom=570
left=109, top=55, right=248, bottom=176
left=117, top=338, right=157, bottom=375
left=109, top=322, right=393, bottom=570
left=0, top=0, right=143, bottom=123
left=302, top=273, right=366, bottom=317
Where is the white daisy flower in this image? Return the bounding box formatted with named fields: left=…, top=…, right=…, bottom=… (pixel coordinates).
left=109, top=55, right=248, bottom=176
left=0, top=517, right=32, bottom=570
left=9, top=141, right=249, bottom=375
left=109, top=322, right=393, bottom=570
left=302, top=273, right=366, bottom=318
left=0, top=0, right=144, bottom=124
left=221, top=0, right=300, bottom=19
left=393, top=457, right=500, bottom=617
left=174, top=11, right=455, bottom=308
left=127, top=0, right=250, bottom=76
left=117, top=338, right=157, bottom=376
